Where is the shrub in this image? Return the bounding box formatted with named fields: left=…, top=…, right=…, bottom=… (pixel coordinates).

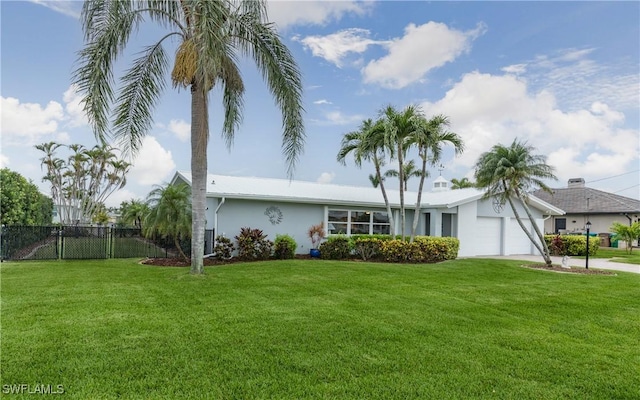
left=544, top=235, right=599, bottom=256
left=414, top=236, right=460, bottom=262
left=213, top=235, right=234, bottom=259
left=319, top=235, right=352, bottom=259
left=353, top=237, right=384, bottom=261
left=380, top=240, right=417, bottom=262
left=274, top=234, right=297, bottom=259
left=235, top=227, right=273, bottom=261
left=380, top=236, right=459, bottom=263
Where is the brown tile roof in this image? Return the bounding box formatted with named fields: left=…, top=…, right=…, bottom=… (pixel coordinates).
left=533, top=187, right=640, bottom=214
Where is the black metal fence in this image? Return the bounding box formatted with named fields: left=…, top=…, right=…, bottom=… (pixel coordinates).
left=0, top=225, right=215, bottom=261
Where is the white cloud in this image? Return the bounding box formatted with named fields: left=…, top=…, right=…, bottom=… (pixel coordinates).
left=62, top=84, right=88, bottom=128
left=317, top=172, right=335, bottom=184
left=501, top=64, right=527, bottom=74
left=313, top=99, right=332, bottom=105
left=28, top=0, right=81, bottom=18
left=312, top=110, right=364, bottom=126
left=362, top=22, right=486, bottom=89
left=167, top=119, right=191, bottom=142
left=421, top=71, right=639, bottom=185
left=268, top=0, right=373, bottom=29
left=1, top=96, right=65, bottom=145
left=128, top=136, right=176, bottom=185
left=104, top=188, right=142, bottom=209
left=0, top=154, right=9, bottom=168
left=506, top=48, right=639, bottom=112
left=295, top=28, right=389, bottom=67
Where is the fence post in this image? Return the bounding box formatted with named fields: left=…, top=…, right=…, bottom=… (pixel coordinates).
left=58, top=228, right=63, bottom=260
left=107, top=227, right=111, bottom=259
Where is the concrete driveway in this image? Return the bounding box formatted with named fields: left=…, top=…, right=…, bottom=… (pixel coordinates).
left=478, top=255, right=640, bottom=274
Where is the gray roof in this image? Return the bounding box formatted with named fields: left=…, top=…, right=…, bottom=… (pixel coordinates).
left=174, top=171, right=564, bottom=215
left=533, top=187, right=640, bottom=214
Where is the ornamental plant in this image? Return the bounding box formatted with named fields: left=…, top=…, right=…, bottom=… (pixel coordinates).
left=274, top=234, right=297, bottom=259
left=308, top=223, right=326, bottom=249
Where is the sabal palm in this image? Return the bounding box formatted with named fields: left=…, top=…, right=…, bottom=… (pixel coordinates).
left=408, top=114, right=464, bottom=239
left=384, top=159, right=422, bottom=191
left=337, top=118, right=395, bottom=235
left=75, top=1, right=304, bottom=274
left=144, top=183, right=192, bottom=262
left=474, top=139, right=557, bottom=265
left=379, top=105, right=424, bottom=239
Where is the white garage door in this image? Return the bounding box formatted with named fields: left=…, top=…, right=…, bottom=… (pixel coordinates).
left=507, top=218, right=534, bottom=255
left=475, top=217, right=502, bottom=255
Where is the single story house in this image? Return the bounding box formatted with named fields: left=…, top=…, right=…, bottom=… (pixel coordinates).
left=172, top=172, right=564, bottom=257
left=533, top=178, right=640, bottom=238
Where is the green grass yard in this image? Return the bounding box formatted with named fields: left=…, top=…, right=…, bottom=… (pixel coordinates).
left=581, top=247, right=640, bottom=265
left=1, top=258, right=639, bottom=399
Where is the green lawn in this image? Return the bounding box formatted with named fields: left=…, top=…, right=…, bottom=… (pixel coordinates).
left=582, top=247, right=640, bottom=265
left=1, top=259, right=639, bottom=399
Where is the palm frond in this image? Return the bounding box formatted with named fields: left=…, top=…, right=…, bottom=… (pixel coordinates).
left=219, top=53, right=245, bottom=149
left=75, top=0, right=141, bottom=143
left=113, top=41, right=170, bottom=157
left=233, top=17, right=305, bottom=177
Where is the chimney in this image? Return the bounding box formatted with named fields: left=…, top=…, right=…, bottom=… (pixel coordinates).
left=568, top=178, right=585, bottom=188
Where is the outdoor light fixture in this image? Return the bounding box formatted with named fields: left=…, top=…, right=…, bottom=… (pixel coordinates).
left=585, top=221, right=592, bottom=270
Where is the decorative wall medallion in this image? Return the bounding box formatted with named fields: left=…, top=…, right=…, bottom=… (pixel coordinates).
left=492, top=197, right=505, bottom=214
left=265, top=206, right=283, bottom=225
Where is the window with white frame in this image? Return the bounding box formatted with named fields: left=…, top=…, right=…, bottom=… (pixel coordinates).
left=327, top=209, right=390, bottom=235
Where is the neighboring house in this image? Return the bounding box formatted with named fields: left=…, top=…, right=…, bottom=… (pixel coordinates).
left=172, top=171, right=564, bottom=257
left=533, top=178, right=640, bottom=236
left=52, top=204, right=89, bottom=225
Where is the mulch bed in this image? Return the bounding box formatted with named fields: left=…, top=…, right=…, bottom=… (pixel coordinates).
left=140, top=254, right=315, bottom=267
left=141, top=257, right=616, bottom=275
left=523, top=264, right=615, bottom=275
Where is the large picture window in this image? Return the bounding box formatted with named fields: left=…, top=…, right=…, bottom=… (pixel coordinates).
left=327, top=209, right=390, bottom=235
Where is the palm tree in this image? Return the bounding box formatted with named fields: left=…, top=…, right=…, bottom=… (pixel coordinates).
left=75, top=1, right=304, bottom=275
left=408, top=114, right=464, bottom=240
left=36, top=142, right=129, bottom=224
left=144, top=183, right=192, bottom=262
left=337, top=118, right=395, bottom=236
left=451, top=177, right=475, bottom=189
left=378, top=105, right=424, bottom=239
left=384, top=159, right=422, bottom=191
left=368, top=173, right=384, bottom=188
left=610, top=221, right=640, bottom=254
left=474, top=139, right=557, bottom=266
left=121, top=199, right=150, bottom=230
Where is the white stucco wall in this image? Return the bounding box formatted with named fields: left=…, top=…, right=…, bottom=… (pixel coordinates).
left=214, top=198, right=324, bottom=254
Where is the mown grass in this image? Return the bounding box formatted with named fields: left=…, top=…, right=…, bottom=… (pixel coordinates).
left=581, top=247, right=640, bottom=264
left=1, top=259, right=639, bottom=399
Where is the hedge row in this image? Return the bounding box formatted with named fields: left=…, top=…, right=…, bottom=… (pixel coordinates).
left=544, top=234, right=599, bottom=256
left=320, top=235, right=459, bottom=263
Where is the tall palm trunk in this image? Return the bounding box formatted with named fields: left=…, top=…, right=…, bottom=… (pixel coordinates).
left=373, top=156, right=395, bottom=236
left=515, top=188, right=553, bottom=265
left=175, top=236, right=189, bottom=262
left=190, top=84, right=208, bottom=274
left=410, top=155, right=428, bottom=241
left=505, top=190, right=552, bottom=266
left=397, top=143, right=405, bottom=239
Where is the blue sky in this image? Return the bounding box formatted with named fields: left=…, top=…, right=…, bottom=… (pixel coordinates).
left=1, top=0, right=639, bottom=207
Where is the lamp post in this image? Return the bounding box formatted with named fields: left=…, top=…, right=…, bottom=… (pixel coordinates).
left=585, top=221, right=592, bottom=269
